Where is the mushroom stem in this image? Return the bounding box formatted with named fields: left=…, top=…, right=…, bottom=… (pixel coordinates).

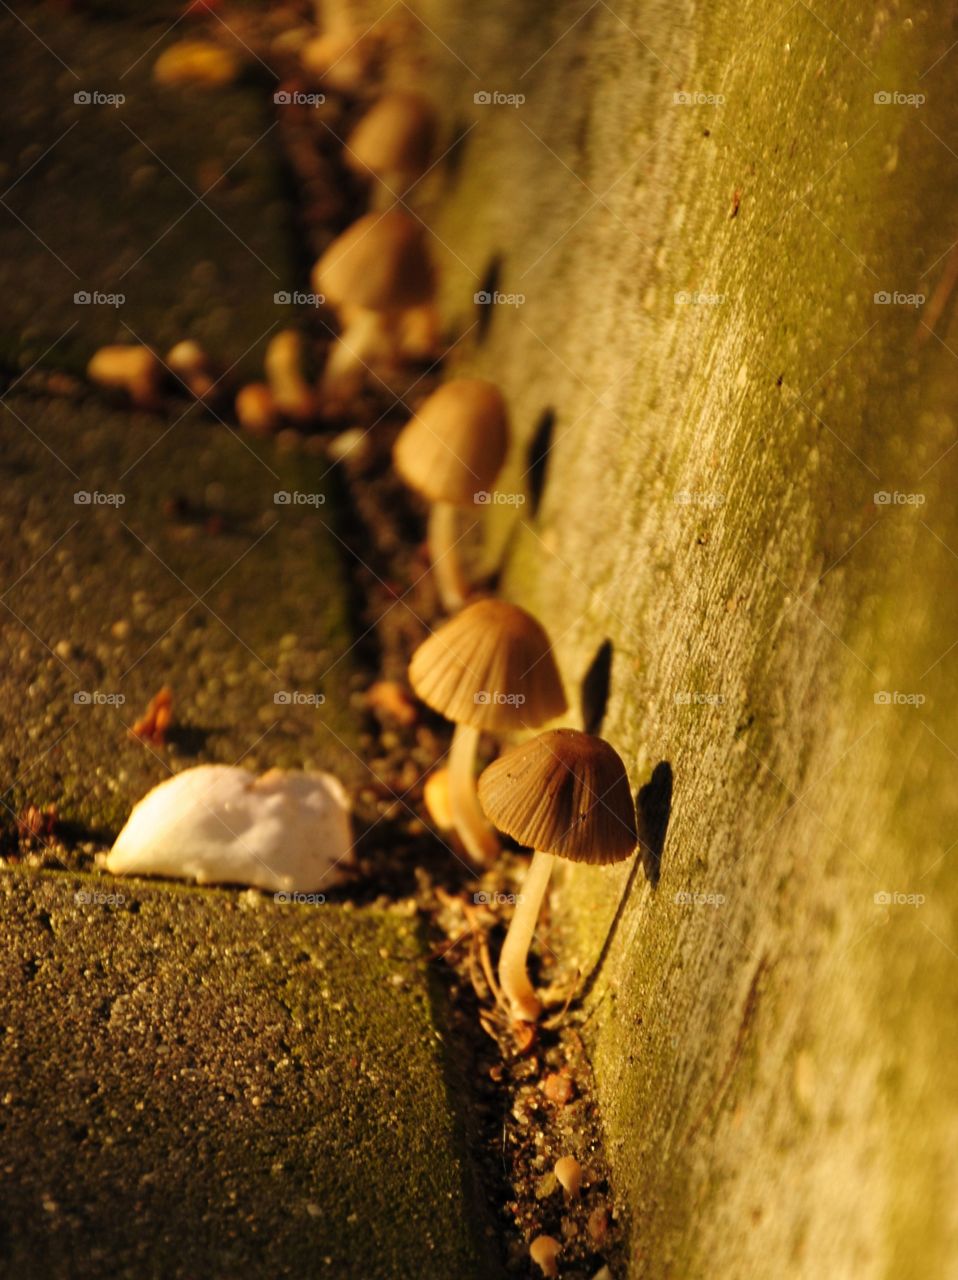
left=498, top=849, right=555, bottom=1022
left=448, top=722, right=500, bottom=866
left=321, top=308, right=397, bottom=402
left=428, top=501, right=470, bottom=612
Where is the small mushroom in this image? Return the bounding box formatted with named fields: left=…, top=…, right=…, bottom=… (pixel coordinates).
left=312, top=210, right=435, bottom=402
left=345, top=90, right=437, bottom=203
left=301, top=28, right=381, bottom=94
left=478, top=728, right=637, bottom=1021
left=264, top=330, right=317, bottom=423
left=393, top=379, right=508, bottom=611
left=87, top=344, right=161, bottom=409
left=554, top=1154, right=582, bottom=1199
left=529, top=1234, right=562, bottom=1278
left=235, top=382, right=280, bottom=435
left=153, top=40, right=241, bottom=88
left=167, top=339, right=216, bottom=400
left=423, top=766, right=453, bottom=831
left=408, top=599, right=566, bottom=865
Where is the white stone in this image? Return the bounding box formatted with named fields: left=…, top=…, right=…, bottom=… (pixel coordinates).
left=106, top=765, right=354, bottom=893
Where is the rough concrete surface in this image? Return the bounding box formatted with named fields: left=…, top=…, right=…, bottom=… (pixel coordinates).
left=0, top=869, right=496, bottom=1280
left=390, top=1, right=958, bottom=1276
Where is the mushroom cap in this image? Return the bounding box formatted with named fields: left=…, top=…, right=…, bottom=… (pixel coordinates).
left=345, top=91, right=437, bottom=183
left=408, top=598, right=566, bottom=732
left=393, top=378, right=509, bottom=505
left=313, top=210, right=435, bottom=313
left=477, top=728, right=637, bottom=864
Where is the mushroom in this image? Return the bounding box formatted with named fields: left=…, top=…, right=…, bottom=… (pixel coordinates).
left=167, top=339, right=216, bottom=400
left=393, top=379, right=508, bottom=611
left=529, top=1235, right=562, bottom=1278
left=87, top=344, right=161, bottom=409
left=554, top=1154, right=582, bottom=1199
left=478, top=728, right=637, bottom=1021
left=312, top=210, right=435, bottom=402
left=301, top=28, right=381, bottom=94
left=235, top=382, right=280, bottom=435
left=423, top=766, right=453, bottom=831
left=345, top=90, right=437, bottom=203
left=408, top=598, right=566, bottom=865
left=153, top=40, right=241, bottom=89
left=264, top=330, right=317, bottom=423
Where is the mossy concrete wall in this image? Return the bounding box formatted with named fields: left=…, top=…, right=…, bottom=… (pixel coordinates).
left=389, top=1, right=958, bottom=1275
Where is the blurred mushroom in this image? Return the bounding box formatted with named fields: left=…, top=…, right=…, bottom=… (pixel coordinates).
left=167, top=339, right=216, bottom=400
left=301, top=27, right=381, bottom=94
left=423, top=766, right=453, bottom=831
left=345, top=90, right=437, bottom=203
left=313, top=210, right=435, bottom=403
left=235, top=382, right=280, bottom=435
left=529, top=1235, right=562, bottom=1278
left=264, top=330, right=317, bottom=423
left=153, top=40, right=241, bottom=88
left=393, top=379, right=508, bottom=611
left=554, top=1155, right=582, bottom=1199
left=478, top=728, right=637, bottom=1021
left=408, top=599, right=566, bottom=865
left=87, top=344, right=161, bottom=409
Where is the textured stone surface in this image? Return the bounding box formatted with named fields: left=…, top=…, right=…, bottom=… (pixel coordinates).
left=0, top=869, right=497, bottom=1280
left=402, top=1, right=958, bottom=1276
left=0, top=390, right=361, bottom=844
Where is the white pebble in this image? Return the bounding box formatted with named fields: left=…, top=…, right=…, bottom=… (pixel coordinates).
left=106, top=765, right=354, bottom=892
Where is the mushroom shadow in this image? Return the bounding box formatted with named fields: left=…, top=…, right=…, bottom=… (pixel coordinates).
left=525, top=408, right=555, bottom=517
left=636, top=761, right=673, bottom=887
left=576, top=760, right=674, bottom=1006
left=580, top=638, right=613, bottom=736
left=475, top=255, right=502, bottom=342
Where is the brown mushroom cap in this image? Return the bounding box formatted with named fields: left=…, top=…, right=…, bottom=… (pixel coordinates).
left=408, top=598, right=567, bottom=732
left=393, top=378, right=509, bottom=505
left=477, top=728, right=637, bottom=864
left=313, top=211, right=435, bottom=313
left=345, top=91, right=437, bottom=184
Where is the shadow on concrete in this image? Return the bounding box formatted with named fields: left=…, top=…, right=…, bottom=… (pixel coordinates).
left=580, top=638, right=613, bottom=735
left=525, top=407, right=555, bottom=517
left=637, top=760, right=673, bottom=887
left=578, top=760, right=673, bottom=1006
